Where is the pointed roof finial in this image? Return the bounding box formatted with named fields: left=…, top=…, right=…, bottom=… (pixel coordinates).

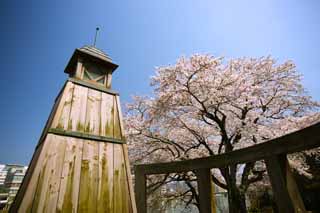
left=93, top=27, right=100, bottom=47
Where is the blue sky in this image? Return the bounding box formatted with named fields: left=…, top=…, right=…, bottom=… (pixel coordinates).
left=1, top=0, right=319, bottom=164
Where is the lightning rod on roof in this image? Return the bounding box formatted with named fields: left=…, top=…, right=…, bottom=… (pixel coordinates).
left=93, top=27, right=100, bottom=47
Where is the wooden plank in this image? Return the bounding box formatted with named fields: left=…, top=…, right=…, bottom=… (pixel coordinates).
left=85, top=89, right=101, bottom=135
left=100, top=93, right=114, bottom=138
left=122, top=144, right=137, bottom=213
left=11, top=138, right=49, bottom=213
left=113, top=144, right=130, bottom=213
left=115, top=96, right=125, bottom=140
left=68, top=84, right=88, bottom=132
left=195, top=168, right=213, bottom=213
left=37, top=82, right=67, bottom=147
left=78, top=139, right=99, bottom=213
left=51, top=82, right=73, bottom=129
left=48, top=128, right=125, bottom=144
left=135, top=122, right=320, bottom=174
left=134, top=166, right=146, bottom=213
left=211, top=183, right=217, bottom=213
left=106, top=72, right=112, bottom=89
left=52, top=82, right=75, bottom=130
left=75, top=57, right=83, bottom=78
left=97, top=142, right=114, bottom=212
left=265, top=155, right=295, bottom=213
left=56, top=137, right=83, bottom=213
left=11, top=82, right=70, bottom=212
left=286, top=159, right=307, bottom=212
left=31, top=134, right=55, bottom=213
left=32, top=134, right=67, bottom=213
left=113, top=96, right=122, bottom=140
left=68, top=77, right=119, bottom=95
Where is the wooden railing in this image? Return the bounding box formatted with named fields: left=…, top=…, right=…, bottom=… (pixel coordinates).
left=134, top=122, right=320, bottom=213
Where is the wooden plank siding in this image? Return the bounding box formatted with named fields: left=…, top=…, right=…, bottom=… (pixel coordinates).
left=122, top=144, right=137, bottom=213
left=56, top=137, right=83, bottom=212
left=68, top=85, right=88, bottom=132
left=84, top=89, right=101, bottom=135
left=113, top=144, right=132, bottom=213
left=55, top=83, right=75, bottom=130
left=113, top=96, right=122, bottom=140
left=78, top=140, right=99, bottom=212
left=15, top=139, right=51, bottom=213
left=10, top=81, right=136, bottom=213
left=97, top=142, right=114, bottom=212
left=51, top=82, right=74, bottom=130
left=101, top=93, right=114, bottom=138
left=32, top=135, right=66, bottom=213
left=51, top=82, right=122, bottom=139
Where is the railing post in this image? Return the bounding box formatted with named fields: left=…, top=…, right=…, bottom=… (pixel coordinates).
left=285, top=158, right=306, bottom=212
left=195, top=168, right=213, bottom=213
left=135, top=166, right=147, bottom=213
left=265, top=156, right=295, bottom=213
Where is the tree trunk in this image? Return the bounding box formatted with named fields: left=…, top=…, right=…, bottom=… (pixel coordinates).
left=227, top=184, right=247, bottom=213
left=223, top=166, right=247, bottom=213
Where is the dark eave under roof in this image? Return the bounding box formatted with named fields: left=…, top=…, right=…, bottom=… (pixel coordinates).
left=64, top=46, right=119, bottom=74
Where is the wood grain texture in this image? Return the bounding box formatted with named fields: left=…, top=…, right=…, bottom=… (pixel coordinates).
left=51, top=82, right=74, bottom=129
left=15, top=140, right=49, bottom=213
left=113, top=144, right=131, bottom=213
left=55, top=83, right=74, bottom=130
left=106, top=73, right=112, bottom=89
left=69, top=85, right=88, bottom=132
left=12, top=81, right=136, bottom=212
left=100, top=93, right=114, bottom=138
left=85, top=89, right=101, bottom=135
left=37, top=81, right=67, bottom=147
left=78, top=140, right=99, bottom=213
left=116, top=96, right=125, bottom=140
left=41, top=135, right=67, bottom=213
left=68, top=78, right=119, bottom=95
left=97, top=142, right=114, bottom=213
left=285, top=159, right=306, bottom=212
left=113, top=96, right=122, bottom=140
left=48, top=128, right=125, bottom=144
left=32, top=135, right=66, bottom=213
left=75, top=58, right=83, bottom=79
left=122, top=144, right=137, bottom=213
left=56, top=137, right=83, bottom=213
left=50, top=82, right=126, bottom=141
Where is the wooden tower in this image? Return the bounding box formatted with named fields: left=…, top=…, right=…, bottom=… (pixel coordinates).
left=10, top=46, right=137, bottom=213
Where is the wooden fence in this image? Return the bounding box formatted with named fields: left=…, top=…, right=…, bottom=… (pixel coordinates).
left=134, top=122, right=320, bottom=213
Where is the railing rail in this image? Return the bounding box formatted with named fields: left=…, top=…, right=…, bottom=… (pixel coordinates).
left=134, top=122, right=320, bottom=213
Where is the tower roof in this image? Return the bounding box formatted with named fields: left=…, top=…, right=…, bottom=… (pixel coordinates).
left=64, top=45, right=119, bottom=74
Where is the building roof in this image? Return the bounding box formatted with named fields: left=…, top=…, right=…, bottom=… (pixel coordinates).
left=64, top=45, right=119, bottom=74
left=79, top=46, right=113, bottom=63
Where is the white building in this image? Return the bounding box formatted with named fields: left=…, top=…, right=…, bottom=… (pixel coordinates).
left=4, top=165, right=28, bottom=200
left=0, top=164, right=7, bottom=185
left=0, top=164, right=28, bottom=209
left=0, top=193, right=9, bottom=210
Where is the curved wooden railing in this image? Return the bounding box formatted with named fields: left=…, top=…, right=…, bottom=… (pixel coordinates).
left=134, top=122, right=320, bottom=213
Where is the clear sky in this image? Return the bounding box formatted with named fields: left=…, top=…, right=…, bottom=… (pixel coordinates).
left=1, top=0, right=319, bottom=165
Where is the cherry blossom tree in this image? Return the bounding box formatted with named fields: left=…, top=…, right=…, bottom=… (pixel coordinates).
left=125, top=55, right=319, bottom=212
left=279, top=113, right=320, bottom=179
